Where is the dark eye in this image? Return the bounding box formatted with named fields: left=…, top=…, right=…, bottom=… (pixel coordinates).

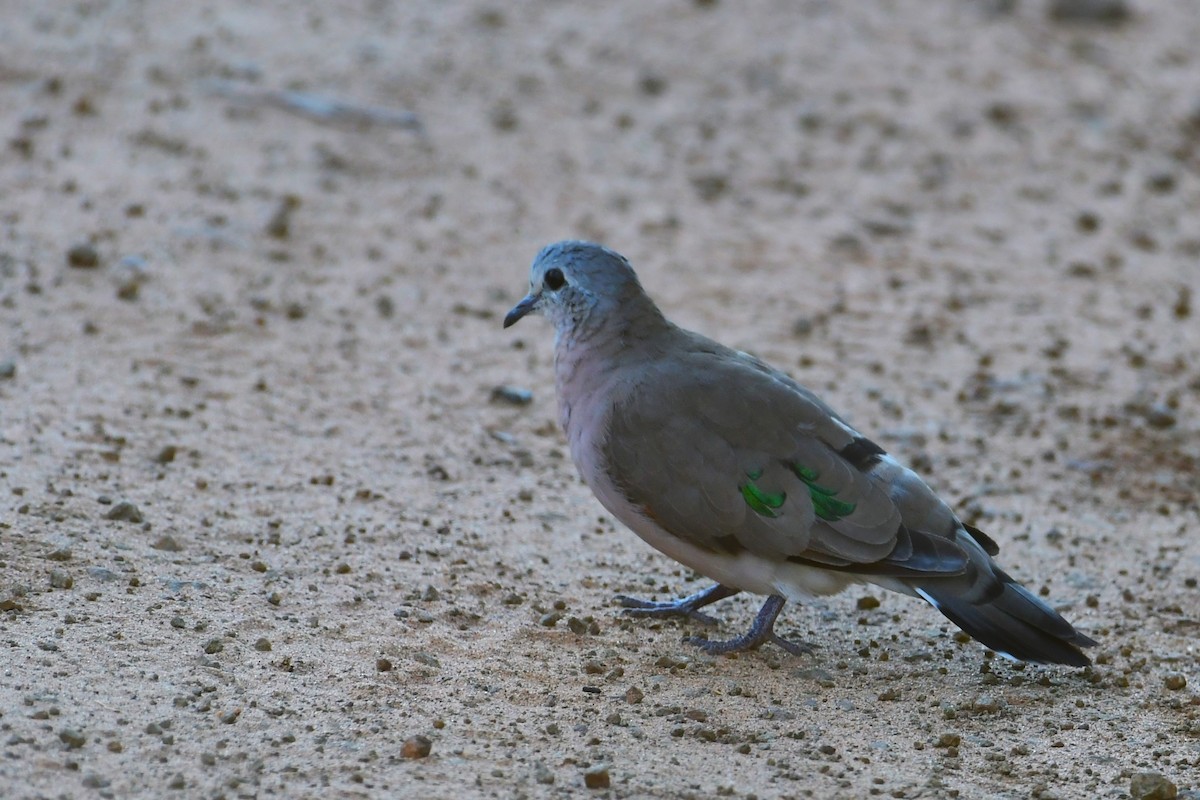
left=544, top=268, right=565, bottom=291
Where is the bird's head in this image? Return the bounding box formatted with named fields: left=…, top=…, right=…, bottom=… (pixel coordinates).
left=504, top=241, right=659, bottom=340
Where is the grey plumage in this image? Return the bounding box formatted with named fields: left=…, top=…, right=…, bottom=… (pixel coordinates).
left=505, top=240, right=1096, bottom=666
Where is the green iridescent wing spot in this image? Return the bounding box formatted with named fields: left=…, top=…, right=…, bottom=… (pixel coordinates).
left=740, top=470, right=786, bottom=518
left=792, top=463, right=857, bottom=522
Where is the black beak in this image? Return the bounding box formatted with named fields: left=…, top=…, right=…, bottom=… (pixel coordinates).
left=503, top=294, right=538, bottom=328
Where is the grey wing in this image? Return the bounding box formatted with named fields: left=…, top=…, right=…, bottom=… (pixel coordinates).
left=602, top=347, right=971, bottom=577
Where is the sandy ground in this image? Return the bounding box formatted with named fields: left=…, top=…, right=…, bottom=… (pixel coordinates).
left=2, top=1, right=1200, bottom=798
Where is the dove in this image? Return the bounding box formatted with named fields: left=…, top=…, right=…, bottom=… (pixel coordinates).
left=504, top=240, right=1097, bottom=666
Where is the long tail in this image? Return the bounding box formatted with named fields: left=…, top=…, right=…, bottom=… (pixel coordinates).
left=910, top=548, right=1097, bottom=667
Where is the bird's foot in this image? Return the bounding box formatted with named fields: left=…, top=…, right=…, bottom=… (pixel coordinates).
left=686, top=632, right=817, bottom=657
left=684, top=595, right=816, bottom=657
left=615, top=583, right=738, bottom=626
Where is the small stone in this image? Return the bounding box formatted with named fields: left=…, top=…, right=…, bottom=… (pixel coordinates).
left=490, top=385, right=533, bottom=406
left=81, top=773, right=109, bottom=790
left=625, top=686, right=644, bottom=704
left=1146, top=172, right=1177, bottom=194
left=170, top=617, right=186, bottom=629
left=0, top=360, right=15, bottom=380
left=46, top=548, right=73, bottom=562
left=935, top=733, right=961, bottom=748
left=219, top=708, right=240, bottom=724
left=1130, top=772, right=1178, bottom=800
left=59, top=728, right=86, bottom=748
left=67, top=243, right=100, bottom=268
left=265, top=194, right=301, bottom=239
left=1164, top=673, right=1187, bottom=691
left=376, top=295, right=395, bottom=318
left=972, top=694, right=1002, bottom=713
left=539, top=612, right=562, bottom=627
left=204, top=639, right=224, bottom=654
left=584, top=764, right=611, bottom=789
left=254, top=638, right=272, bottom=652
left=1048, top=0, right=1129, bottom=23
left=168, top=773, right=186, bottom=790
left=152, top=535, right=183, bottom=552
left=413, top=651, right=440, bottom=668
left=489, top=101, right=519, bottom=132
left=49, top=569, right=73, bottom=589
left=105, top=501, right=143, bottom=523
left=79, top=772, right=106, bottom=791
left=691, top=173, right=728, bottom=203
left=402, top=734, right=432, bottom=759
left=154, top=445, right=178, bottom=464
left=856, top=595, right=881, bottom=610
left=1144, top=404, right=1176, bottom=430
left=376, top=657, right=393, bottom=672
left=638, top=72, right=668, bottom=96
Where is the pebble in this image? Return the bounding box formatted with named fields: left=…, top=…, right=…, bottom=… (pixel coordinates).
left=402, top=734, right=432, bottom=759
left=265, top=194, right=301, bottom=238
left=0, top=360, right=15, bottom=380
left=1130, top=772, right=1178, bottom=800
left=584, top=764, right=611, bottom=789
left=154, top=445, right=178, bottom=464
left=856, top=595, right=881, bottom=610
left=490, top=101, right=519, bottom=132
left=46, top=548, right=72, bottom=562
left=104, top=501, right=144, bottom=523
left=935, top=732, right=961, bottom=748
left=204, top=639, right=224, bottom=655
left=82, top=773, right=110, bottom=788
left=67, top=243, right=100, bottom=268
left=1164, top=673, right=1187, bottom=691
left=49, top=569, right=73, bottom=589
left=376, top=657, right=392, bottom=672
left=1048, top=0, right=1129, bottom=23
left=59, top=728, right=86, bottom=748
left=152, top=535, right=183, bottom=552
left=254, top=638, right=272, bottom=652
left=625, top=686, right=644, bottom=704
left=1143, top=404, right=1177, bottom=430
left=490, top=385, right=533, bottom=406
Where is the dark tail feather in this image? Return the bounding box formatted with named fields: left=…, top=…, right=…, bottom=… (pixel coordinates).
left=914, top=570, right=1097, bottom=667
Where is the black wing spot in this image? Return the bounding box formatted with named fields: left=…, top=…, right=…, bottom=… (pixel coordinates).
left=838, top=436, right=886, bottom=471
left=962, top=522, right=1000, bottom=556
